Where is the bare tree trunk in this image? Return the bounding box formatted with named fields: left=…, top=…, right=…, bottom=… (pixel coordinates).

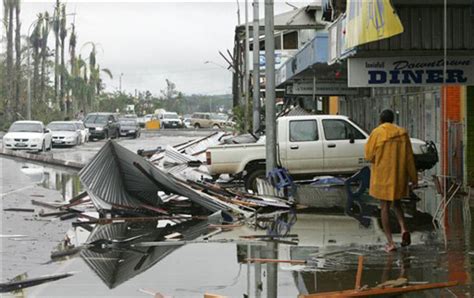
left=54, top=0, right=60, bottom=110
left=40, top=12, right=50, bottom=105
left=14, top=0, right=21, bottom=118
left=6, top=0, right=14, bottom=120
left=60, top=4, right=67, bottom=116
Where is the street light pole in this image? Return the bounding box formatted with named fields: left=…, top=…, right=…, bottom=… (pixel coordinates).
left=252, top=0, right=260, bottom=134
left=119, top=73, right=123, bottom=93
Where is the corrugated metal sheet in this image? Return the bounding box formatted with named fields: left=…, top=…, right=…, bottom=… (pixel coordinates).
left=79, top=140, right=252, bottom=217
left=81, top=219, right=212, bottom=289
left=360, top=6, right=474, bottom=51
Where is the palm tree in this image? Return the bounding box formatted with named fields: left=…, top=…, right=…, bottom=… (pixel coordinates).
left=67, top=23, right=76, bottom=114
left=82, top=43, right=112, bottom=111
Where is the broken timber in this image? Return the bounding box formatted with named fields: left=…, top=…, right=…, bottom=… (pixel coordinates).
left=298, top=281, right=459, bottom=297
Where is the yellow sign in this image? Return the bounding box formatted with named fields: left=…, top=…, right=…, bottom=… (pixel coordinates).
left=346, top=0, right=404, bottom=48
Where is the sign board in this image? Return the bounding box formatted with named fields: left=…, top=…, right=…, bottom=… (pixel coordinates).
left=346, top=0, right=404, bottom=48
left=348, top=56, right=474, bottom=87
left=286, top=80, right=360, bottom=96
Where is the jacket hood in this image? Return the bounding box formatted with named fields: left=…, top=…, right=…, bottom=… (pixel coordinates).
left=377, top=123, right=407, bottom=144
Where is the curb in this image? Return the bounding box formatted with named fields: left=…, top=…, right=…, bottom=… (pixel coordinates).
left=0, top=149, right=85, bottom=170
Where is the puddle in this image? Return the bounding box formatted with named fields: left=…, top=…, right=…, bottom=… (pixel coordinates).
left=7, top=159, right=474, bottom=296
left=19, top=161, right=83, bottom=202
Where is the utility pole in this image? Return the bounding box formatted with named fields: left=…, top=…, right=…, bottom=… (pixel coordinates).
left=265, top=0, right=277, bottom=175
left=244, top=0, right=250, bottom=131
left=264, top=0, right=277, bottom=294
left=119, top=73, right=123, bottom=93
left=252, top=0, right=260, bottom=133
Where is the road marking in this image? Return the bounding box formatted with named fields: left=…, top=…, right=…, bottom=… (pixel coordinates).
left=0, top=185, right=35, bottom=197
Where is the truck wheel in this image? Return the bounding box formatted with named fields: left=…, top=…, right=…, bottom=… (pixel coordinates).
left=244, top=168, right=266, bottom=193
left=212, top=124, right=220, bottom=130
left=194, top=123, right=201, bottom=129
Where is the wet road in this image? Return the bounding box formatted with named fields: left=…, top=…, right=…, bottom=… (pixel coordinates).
left=1, top=131, right=474, bottom=297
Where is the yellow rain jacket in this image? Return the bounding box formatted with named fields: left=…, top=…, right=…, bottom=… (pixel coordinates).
left=365, top=123, right=417, bottom=201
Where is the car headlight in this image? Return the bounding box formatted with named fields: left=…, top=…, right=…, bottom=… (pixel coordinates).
left=95, top=127, right=103, bottom=131
left=31, top=138, right=41, bottom=142
left=66, top=136, right=75, bottom=140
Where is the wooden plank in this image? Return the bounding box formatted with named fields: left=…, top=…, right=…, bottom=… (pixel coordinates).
left=354, top=255, right=364, bottom=290
left=299, top=281, right=459, bottom=297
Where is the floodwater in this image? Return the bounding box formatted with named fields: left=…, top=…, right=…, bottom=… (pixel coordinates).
left=3, top=160, right=474, bottom=297
left=18, top=160, right=83, bottom=202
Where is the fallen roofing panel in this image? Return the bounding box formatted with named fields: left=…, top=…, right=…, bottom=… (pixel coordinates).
left=79, top=140, right=251, bottom=217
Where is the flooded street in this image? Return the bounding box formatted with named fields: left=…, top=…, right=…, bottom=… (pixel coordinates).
left=2, top=156, right=474, bottom=297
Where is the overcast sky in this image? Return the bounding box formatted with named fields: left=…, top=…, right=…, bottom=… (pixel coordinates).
left=17, top=0, right=312, bottom=96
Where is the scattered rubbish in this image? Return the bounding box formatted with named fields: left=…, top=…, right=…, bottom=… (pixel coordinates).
left=0, top=273, right=74, bottom=293
left=244, top=258, right=318, bottom=266
left=0, top=235, right=28, bottom=238
left=138, top=288, right=172, bottom=298
left=31, top=200, right=62, bottom=209
left=79, top=140, right=261, bottom=219
left=298, top=255, right=459, bottom=297
left=299, top=281, right=460, bottom=297
left=3, top=208, right=35, bottom=212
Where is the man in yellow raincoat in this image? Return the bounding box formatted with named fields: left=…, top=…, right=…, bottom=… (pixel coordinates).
left=365, top=109, right=418, bottom=252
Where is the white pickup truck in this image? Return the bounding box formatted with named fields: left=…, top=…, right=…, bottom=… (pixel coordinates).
left=206, top=115, right=433, bottom=190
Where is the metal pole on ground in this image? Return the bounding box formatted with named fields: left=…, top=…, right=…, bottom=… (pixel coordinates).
left=252, top=0, right=260, bottom=133
left=265, top=0, right=277, bottom=174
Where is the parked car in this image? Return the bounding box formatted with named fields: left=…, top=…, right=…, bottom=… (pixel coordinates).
left=190, top=112, right=226, bottom=129
left=47, top=121, right=82, bottom=147
left=3, top=120, right=52, bottom=152
left=159, top=112, right=183, bottom=128
left=137, top=116, right=145, bottom=128
left=83, top=112, right=120, bottom=140
left=72, top=121, right=90, bottom=144
left=206, top=115, right=436, bottom=190
left=183, top=118, right=192, bottom=128
left=118, top=117, right=141, bottom=138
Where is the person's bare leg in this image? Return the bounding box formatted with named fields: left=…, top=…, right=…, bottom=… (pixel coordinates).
left=392, top=200, right=408, bottom=234
left=380, top=200, right=395, bottom=250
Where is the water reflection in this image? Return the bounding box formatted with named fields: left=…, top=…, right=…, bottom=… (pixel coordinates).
left=40, top=192, right=473, bottom=296
left=79, top=219, right=216, bottom=289
left=19, top=161, right=82, bottom=201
